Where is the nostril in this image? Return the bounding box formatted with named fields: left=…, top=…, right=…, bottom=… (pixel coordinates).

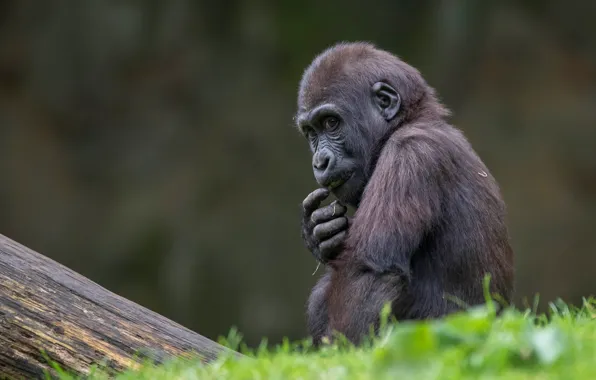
left=316, top=157, right=329, bottom=170
left=313, top=152, right=331, bottom=171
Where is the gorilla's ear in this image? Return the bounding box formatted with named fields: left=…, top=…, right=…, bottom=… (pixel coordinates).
left=372, top=82, right=401, bottom=121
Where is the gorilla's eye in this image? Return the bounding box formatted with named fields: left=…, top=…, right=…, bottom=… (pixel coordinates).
left=323, top=116, right=339, bottom=129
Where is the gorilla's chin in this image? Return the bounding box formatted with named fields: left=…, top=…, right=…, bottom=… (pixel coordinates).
left=331, top=173, right=363, bottom=207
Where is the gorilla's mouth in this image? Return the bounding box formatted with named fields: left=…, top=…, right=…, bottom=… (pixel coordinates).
left=327, top=172, right=354, bottom=190
left=328, top=179, right=343, bottom=189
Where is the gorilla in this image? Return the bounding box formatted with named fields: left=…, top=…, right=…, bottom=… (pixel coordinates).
left=294, top=42, right=514, bottom=344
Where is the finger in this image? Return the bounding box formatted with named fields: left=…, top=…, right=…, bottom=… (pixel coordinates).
left=319, top=230, right=347, bottom=260
left=313, top=217, right=348, bottom=241
left=311, top=201, right=348, bottom=224
left=302, top=188, right=330, bottom=213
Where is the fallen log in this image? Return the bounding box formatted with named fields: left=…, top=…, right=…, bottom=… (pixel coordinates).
left=0, top=233, right=241, bottom=379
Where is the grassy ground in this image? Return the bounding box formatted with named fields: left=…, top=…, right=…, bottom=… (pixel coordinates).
left=57, top=295, right=596, bottom=380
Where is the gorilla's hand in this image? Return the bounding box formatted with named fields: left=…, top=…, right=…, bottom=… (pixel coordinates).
left=302, top=188, right=349, bottom=264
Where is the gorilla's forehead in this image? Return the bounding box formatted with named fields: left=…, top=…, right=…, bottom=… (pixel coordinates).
left=298, top=80, right=343, bottom=112
left=298, top=64, right=348, bottom=111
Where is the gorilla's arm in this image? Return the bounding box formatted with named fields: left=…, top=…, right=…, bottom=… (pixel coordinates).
left=306, top=268, right=332, bottom=343
left=347, top=127, right=447, bottom=276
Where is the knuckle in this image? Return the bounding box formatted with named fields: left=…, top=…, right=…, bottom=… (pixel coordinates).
left=319, top=243, right=331, bottom=255
left=312, top=210, right=327, bottom=224
left=302, top=200, right=310, bottom=210
left=317, top=188, right=329, bottom=196
left=312, top=226, right=319, bottom=238
left=302, top=189, right=330, bottom=213
left=332, top=216, right=344, bottom=225
left=332, top=236, right=343, bottom=247
left=328, top=218, right=344, bottom=231
left=313, top=189, right=327, bottom=200
left=330, top=233, right=345, bottom=245
left=313, top=209, right=330, bottom=223
left=323, top=222, right=336, bottom=233
left=322, top=237, right=336, bottom=249
left=303, top=197, right=315, bottom=209
left=313, top=225, right=323, bottom=239
left=311, top=209, right=322, bottom=220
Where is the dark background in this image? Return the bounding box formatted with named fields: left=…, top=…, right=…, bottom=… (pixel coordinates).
left=0, top=1, right=595, bottom=347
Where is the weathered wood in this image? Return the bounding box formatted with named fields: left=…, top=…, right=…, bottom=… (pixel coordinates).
left=0, top=234, right=240, bottom=379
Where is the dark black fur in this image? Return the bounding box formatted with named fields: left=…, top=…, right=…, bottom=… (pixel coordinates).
left=294, top=42, right=514, bottom=344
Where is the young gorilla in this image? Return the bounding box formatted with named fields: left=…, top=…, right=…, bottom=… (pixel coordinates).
left=294, top=42, right=514, bottom=345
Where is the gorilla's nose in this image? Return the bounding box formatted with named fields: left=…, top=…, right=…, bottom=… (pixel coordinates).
left=313, top=149, right=333, bottom=172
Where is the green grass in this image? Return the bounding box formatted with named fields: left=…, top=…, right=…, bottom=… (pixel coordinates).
left=57, top=294, right=596, bottom=380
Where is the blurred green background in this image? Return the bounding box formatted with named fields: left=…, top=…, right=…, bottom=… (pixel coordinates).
left=0, top=0, right=595, bottom=347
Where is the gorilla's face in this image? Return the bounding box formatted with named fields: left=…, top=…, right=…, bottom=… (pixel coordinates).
left=295, top=81, right=401, bottom=207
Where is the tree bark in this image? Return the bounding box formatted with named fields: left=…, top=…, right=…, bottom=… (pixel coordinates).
left=0, top=234, right=241, bottom=379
